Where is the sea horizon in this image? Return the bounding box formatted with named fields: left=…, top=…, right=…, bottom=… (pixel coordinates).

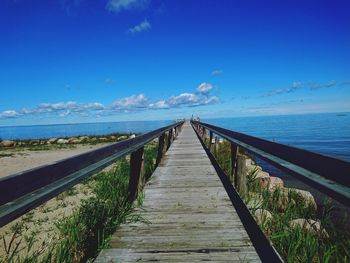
left=0, top=110, right=348, bottom=128
left=1, top=112, right=349, bottom=162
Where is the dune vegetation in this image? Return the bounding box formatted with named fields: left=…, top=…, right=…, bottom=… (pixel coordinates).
left=0, top=142, right=157, bottom=263
left=210, top=139, right=350, bottom=263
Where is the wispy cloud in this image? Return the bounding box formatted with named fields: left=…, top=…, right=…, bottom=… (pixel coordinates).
left=211, top=69, right=223, bottom=76
left=106, top=0, right=149, bottom=13
left=263, top=81, right=303, bottom=97
left=197, top=82, right=213, bottom=94
left=309, top=80, right=337, bottom=90
left=263, top=80, right=342, bottom=97
left=0, top=83, right=219, bottom=119
left=128, top=19, right=151, bottom=34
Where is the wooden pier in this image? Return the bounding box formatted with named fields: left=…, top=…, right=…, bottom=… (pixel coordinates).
left=95, top=122, right=260, bottom=262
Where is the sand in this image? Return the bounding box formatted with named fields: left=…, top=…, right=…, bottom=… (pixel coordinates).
left=0, top=143, right=115, bottom=260
left=0, top=143, right=109, bottom=178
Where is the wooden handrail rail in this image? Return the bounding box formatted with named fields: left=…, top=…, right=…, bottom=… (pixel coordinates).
left=0, top=121, right=184, bottom=227
left=191, top=120, right=350, bottom=207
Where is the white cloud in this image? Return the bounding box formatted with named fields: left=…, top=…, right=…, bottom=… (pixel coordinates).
left=128, top=19, right=151, bottom=34
left=197, top=82, right=213, bottom=94
left=0, top=83, right=220, bottom=119
left=149, top=100, right=169, bottom=109
left=211, top=69, right=223, bottom=76
left=0, top=110, right=20, bottom=118
left=167, top=92, right=218, bottom=107
left=113, top=94, right=148, bottom=109
left=83, top=102, right=105, bottom=110
left=59, top=110, right=71, bottom=117
left=106, top=0, right=149, bottom=13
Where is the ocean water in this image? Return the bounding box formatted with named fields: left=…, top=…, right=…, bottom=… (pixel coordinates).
left=0, top=120, right=173, bottom=141
left=0, top=113, right=349, bottom=162
left=204, top=113, right=350, bottom=204
left=203, top=112, right=350, bottom=162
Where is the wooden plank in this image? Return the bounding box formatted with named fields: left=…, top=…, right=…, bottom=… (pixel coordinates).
left=95, top=122, right=260, bottom=262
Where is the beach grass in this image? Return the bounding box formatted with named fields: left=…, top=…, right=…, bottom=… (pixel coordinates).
left=0, top=152, right=14, bottom=158
left=209, top=139, right=350, bottom=262
left=0, top=142, right=158, bottom=263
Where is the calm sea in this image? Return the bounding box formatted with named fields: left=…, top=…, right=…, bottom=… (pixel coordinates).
left=0, top=113, right=349, bottom=161
left=0, top=120, right=173, bottom=141
left=203, top=112, right=350, bottom=162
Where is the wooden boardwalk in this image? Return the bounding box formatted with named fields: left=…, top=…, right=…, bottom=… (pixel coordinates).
left=95, top=122, right=260, bottom=262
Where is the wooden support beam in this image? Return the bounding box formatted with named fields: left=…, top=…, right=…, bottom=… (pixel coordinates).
left=236, top=155, right=247, bottom=197
left=171, top=128, right=175, bottom=143
left=163, top=133, right=168, bottom=156
left=167, top=129, right=173, bottom=150
left=202, top=127, right=206, bottom=140
left=209, top=131, right=213, bottom=151
left=128, top=146, right=145, bottom=201
left=230, top=143, right=239, bottom=185
left=156, top=133, right=166, bottom=167
left=214, top=136, right=219, bottom=156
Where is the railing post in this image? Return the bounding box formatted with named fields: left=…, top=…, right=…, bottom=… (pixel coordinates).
left=163, top=132, right=169, bottom=156
left=236, top=155, right=247, bottom=197
left=209, top=131, right=213, bottom=151
left=202, top=127, right=206, bottom=141
left=167, top=129, right=173, bottom=150
left=230, top=143, right=239, bottom=185
left=214, top=136, right=219, bottom=156
left=128, top=146, right=145, bottom=201
left=156, top=133, right=166, bottom=166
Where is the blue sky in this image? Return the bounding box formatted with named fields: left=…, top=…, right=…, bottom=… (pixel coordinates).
left=0, top=0, right=349, bottom=125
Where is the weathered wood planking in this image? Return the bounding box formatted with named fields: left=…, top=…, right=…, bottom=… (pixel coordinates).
left=95, top=122, right=261, bottom=262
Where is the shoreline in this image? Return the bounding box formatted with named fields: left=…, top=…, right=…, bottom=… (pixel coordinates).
left=0, top=144, right=109, bottom=178
left=0, top=132, right=136, bottom=178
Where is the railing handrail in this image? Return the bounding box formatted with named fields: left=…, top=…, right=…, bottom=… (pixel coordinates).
left=0, top=121, right=184, bottom=227
left=192, top=120, right=350, bottom=207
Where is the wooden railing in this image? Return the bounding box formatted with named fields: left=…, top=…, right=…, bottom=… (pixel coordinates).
left=0, top=121, right=184, bottom=227
left=191, top=120, right=350, bottom=207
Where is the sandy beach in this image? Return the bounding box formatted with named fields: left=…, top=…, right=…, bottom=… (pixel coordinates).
left=0, top=142, right=116, bottom=259
left=0, top=143, right=109, bottom=178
